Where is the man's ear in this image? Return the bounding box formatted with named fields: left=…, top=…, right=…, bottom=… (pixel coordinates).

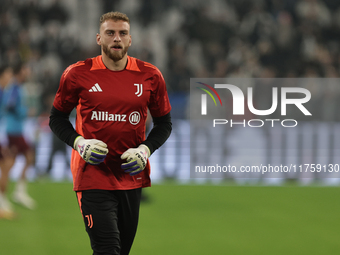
left=96, top=33, right=101, bottom=46
left=129, top=35, right=132, bottom=47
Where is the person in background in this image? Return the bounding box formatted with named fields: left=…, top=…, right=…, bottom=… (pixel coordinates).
left=2, top=62, right=36, bottom=210
left=0, top=64, right=16, bottom=219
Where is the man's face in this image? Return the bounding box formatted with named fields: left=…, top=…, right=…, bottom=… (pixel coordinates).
left=0, top=68, right=13, bottom=87
left=97, top=19, right=132, bottom=62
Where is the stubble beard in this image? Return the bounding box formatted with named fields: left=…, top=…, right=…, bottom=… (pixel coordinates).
left=103, top=44, right=129, bottom=62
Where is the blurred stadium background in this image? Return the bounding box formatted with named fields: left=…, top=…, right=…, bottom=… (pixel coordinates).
left=1, top=0, right=340, bottom=254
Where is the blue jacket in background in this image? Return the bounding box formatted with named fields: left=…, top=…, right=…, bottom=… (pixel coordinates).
left=2, top=81, right=27, bottom=135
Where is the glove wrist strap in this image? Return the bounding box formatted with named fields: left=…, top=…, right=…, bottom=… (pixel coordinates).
left=73, top=136, right=83, bottom=150
left=139, top=144, right=150, bottom=158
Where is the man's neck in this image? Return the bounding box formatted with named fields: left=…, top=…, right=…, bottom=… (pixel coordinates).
left=101, top=53, right=128, bottom=71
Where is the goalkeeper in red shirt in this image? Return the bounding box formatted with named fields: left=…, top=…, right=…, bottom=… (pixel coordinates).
left=49, top=11, right=172, bottom=255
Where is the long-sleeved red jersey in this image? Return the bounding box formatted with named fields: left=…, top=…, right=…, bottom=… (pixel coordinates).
left=53, top=55, right=171, bottom=191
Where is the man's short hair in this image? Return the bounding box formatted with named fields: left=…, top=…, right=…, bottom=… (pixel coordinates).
left=0, top=63, right=11, bottom=76
left=100, top=12, right=130, bottom=27
left=12, top=61, right=23, bottom=75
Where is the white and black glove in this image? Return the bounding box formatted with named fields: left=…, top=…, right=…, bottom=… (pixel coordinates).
left=74, top=136, right=109, bottom=165
left=121, top=144, right=150, bottom=176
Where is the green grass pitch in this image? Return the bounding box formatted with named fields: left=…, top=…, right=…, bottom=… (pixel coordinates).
left=0, top=182, right=339, bottom=254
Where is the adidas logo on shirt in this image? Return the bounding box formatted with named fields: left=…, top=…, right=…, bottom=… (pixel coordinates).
left=89, top=83, right=103, bottom=92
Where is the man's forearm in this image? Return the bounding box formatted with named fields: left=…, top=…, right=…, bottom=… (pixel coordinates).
left=49, top=106, right=80, bottom=148
left=142, top=112, right=172, bottom=155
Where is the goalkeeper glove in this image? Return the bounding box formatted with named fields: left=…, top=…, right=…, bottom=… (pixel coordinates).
left=121, top=144, right=150, bottom=176
left=74, top=136, right=108, bottom=165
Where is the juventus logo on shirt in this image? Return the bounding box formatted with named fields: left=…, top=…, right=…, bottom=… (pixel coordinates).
left=134, top=83, right=143, bottom=97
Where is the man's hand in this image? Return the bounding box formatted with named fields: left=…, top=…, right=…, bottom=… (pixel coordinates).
left=121, top=145, right=150, bottom=176
left=74, top=136, right=108, bottom=165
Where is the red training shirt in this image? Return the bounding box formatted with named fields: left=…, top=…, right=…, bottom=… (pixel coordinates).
left=53, top=55, right=171, bottom=191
